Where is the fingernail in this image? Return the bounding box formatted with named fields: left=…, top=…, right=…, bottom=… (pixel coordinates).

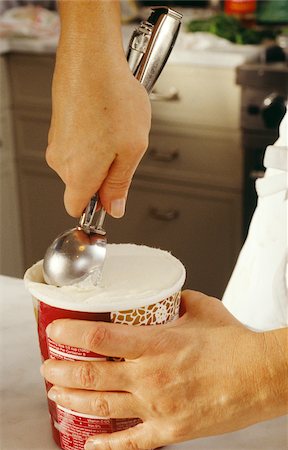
left=110, top=198, right=126, bottom=218
left=40, top=359, right=49, bottom=376
left=40, top=364, right=45, bottom=376
left=48, top=388, right=59, bottom=403
left=84, top=440, right=97, bottom=450
left=46, top=323, right=52, bottom=338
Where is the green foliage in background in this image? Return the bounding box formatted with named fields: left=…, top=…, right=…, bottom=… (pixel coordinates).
left=257, top=0, right=288, bottom=24
left=186, top=14, right=279, bottom=45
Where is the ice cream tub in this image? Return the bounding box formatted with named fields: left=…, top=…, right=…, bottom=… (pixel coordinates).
left=24, top=243, right=186, bottom=450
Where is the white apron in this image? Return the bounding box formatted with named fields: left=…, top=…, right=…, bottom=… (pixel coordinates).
left=222, top=113, right=288, bottom=331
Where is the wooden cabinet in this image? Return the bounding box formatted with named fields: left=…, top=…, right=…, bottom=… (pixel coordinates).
left=106, top=178, right=241, bottom=296
left=150, top=65, right=241, bottom=130
left=3, top=53, right=243, bottom=297
left=0, top=56, right=23, bottom=277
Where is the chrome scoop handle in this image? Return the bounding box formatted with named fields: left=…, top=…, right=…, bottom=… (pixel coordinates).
left=79, top=195, right=106, bottom=236
left=127, top=7, right=182, bottom=93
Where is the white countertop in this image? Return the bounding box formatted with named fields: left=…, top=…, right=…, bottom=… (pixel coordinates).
left=0, top=25, right=261, bottom=68
left=1, top=274, right=287, bottom=450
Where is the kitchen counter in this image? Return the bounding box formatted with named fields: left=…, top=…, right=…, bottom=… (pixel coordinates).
left=1, top=274, right=287, bottom=450
left=0, top=24, right=261, bottom=68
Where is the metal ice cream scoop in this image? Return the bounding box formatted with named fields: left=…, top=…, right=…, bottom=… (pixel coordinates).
left=43, top=195, right=106, bottom=286
left=43, top=7, right=182, bottom=287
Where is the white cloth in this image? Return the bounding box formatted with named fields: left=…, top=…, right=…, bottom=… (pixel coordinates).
left=223, top=113, right=288, bottom=331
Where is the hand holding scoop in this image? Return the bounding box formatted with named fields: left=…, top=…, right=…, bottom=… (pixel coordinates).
left=43, top=7, right=182, bottom=287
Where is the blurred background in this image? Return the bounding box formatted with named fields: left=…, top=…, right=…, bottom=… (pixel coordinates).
left=0, top=0, right=287, bottom=297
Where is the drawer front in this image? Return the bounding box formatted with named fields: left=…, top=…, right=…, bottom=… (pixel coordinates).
left=139, top=127, right=243, bottom=190
left=14, top=110, right=51, bottom=160
left=152, top=65, right=241, bottom=129
left=8, top=54, right=54, bottom=108
left=13, top=112, right=243, bottom=189
left=106, top=178, right=242, bottom=298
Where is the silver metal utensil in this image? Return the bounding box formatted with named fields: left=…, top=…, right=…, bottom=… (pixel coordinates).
left=43, top=7, right=182, bottom=287
left=127, top=7, right=182, bottom=92
left=43, top=195, right=106, bottom=287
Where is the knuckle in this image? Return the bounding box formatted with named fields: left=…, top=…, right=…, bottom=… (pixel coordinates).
left=151, top=368, right=163, bottom=387
left=91, top=396, right=110, bottom=417
left=64, top=166, right=80, bottom=187
left=65, top=165, right=96, bottom=191
left=126, top=137, right=148, bottom=157
left=124, top=437, right=140, bottom=450
left=138, top=135, right=149, bottom=153
left=169, top=422, right=188, bottom=441
left=42, top=361, right=53, bottom=380
left=59, top=391, right=73, bottom=409
left=102, top=443, right=113, bottom=450
left=83, top=325, right=108, bottom=352
left=106, top=176, right=131, bottom=192
left=76, top=363, right=96, bottom=388
left=45, top=144, right=58, bottom=169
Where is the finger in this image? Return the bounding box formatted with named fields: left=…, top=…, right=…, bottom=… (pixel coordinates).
left=63, top=156, right=114, bottom=218
left=84, top=423, right=158, bottom=450
left=64, top=184, right=99, bottom=218
left=41, top=359, right=134, bottom=391
left=99, top=154, right=142, bottom=218
left=46, top=319, right=151, bottom=359
left=47, top=387, right=141, bottom=418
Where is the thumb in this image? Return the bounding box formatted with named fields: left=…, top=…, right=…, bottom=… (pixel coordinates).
left=180, top=290, right=243, bottom=328
left=99, top=157, right=136, bottom=218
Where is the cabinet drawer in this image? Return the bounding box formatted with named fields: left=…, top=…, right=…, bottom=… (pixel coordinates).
left=139, top=126, right=243, bottom=190
left=14, top=110, right=51, bottom=160
left=8, top=54, right=54, bottom=108
left=152, top=65, right=241, bottom=129
left=106, top=178, right=242, bottom=298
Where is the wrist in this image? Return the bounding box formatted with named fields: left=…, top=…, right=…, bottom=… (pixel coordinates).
left=243, top=328, right=288, bottom=422
left=224, top=327, right=287, bottom=431
left=258, top=328, right=288, bottom=416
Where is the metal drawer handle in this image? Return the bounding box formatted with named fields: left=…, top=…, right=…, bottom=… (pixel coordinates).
left=249, top=170, right=265, bottom=180
left=150, top=86, right=180, bottom=102
left=149, top=148, right=179, bottom=162
left=149, top=207, right=179, bottom=221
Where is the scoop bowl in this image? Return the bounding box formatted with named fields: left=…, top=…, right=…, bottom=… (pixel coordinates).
left=43, top=227, right=107, bottom=287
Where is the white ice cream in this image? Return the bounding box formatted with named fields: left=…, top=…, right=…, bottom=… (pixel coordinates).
left=24, top=244, right=186, bottom=312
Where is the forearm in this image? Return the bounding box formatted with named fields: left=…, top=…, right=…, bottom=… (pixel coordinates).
left=47, top=1, right=151, bottom=217
left=58, top=0, right=124, bottom=59
left=240, top=327, right=288, bottom=430
left=57, top=0, right=127, bottom=75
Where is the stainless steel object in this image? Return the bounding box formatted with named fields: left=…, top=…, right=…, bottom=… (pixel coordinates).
left=43, top=195, right=107, bottom=286
left=43, top=7, right=182, bottom=287
left=127, top=7, right=182, bottom=93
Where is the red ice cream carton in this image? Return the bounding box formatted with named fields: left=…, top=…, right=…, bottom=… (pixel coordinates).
left=24, top=244, right=185, bottom=450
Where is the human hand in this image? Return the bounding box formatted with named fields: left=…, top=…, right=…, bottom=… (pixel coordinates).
left=41, top=291, right=284, bottom=449
left=46, top=9, right=151, bottom=218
